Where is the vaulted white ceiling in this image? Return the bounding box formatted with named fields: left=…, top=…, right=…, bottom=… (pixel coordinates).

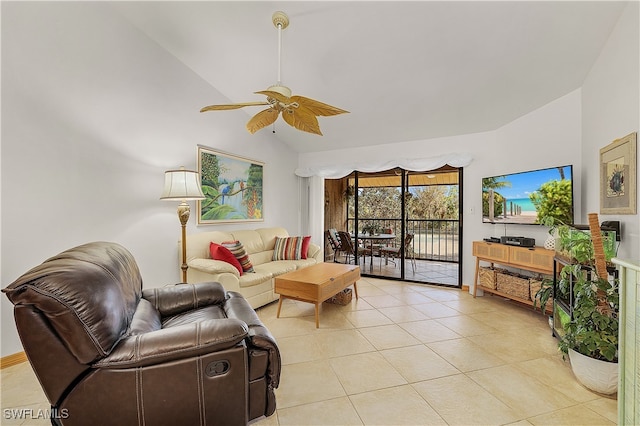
left=112, top=1, right=628, bottom=153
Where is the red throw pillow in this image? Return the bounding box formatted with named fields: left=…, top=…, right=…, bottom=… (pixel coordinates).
left=210, top=242, right=243, bottom=275
left=301, top=236, right=311, bottom=259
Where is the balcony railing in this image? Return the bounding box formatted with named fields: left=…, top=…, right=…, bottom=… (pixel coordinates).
left=347, top=218, right=459, bottom=262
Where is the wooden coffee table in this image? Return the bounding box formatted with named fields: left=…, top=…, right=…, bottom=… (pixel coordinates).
left=275, top=263, right=360, bottom=328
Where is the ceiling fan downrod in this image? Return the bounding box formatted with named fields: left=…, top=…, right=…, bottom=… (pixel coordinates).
left=272, top=11, right=289, bottom=86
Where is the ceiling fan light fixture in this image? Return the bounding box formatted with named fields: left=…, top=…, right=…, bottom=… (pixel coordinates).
left=266, top=84, right=291, bottom=98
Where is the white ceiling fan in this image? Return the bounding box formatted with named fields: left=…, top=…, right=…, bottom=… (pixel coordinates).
left=200, top=11, right=349, bottom=136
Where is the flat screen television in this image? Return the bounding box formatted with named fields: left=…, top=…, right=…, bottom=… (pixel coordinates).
left=482, top=165, right=574, bottom=225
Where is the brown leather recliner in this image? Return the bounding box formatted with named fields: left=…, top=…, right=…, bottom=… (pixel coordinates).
left=3, top=242, right=281, bottom=425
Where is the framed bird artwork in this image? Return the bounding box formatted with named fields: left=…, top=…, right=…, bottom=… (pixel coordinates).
left=197, top=145, right=264, bottom=224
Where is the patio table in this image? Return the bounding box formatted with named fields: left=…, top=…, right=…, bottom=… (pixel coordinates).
left=354, top=233, right=395, bottom=272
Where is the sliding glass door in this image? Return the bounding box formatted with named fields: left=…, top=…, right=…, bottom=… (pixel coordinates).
left=344, top=167, right=461, bottom=287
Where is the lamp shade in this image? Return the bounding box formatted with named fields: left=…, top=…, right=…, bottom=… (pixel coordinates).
left=160, top=167, right=205, bottom=200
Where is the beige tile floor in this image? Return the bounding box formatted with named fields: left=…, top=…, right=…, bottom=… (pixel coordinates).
left=1, top=277, right=617, bottom=425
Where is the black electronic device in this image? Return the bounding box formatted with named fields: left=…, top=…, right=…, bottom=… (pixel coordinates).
left=483, top=237, right=501, bottom=243
left=601, top=220, right=621, bottom=241
left=573, top=221, right=621, bottom=242
left=500, top=236, right=536, bottom=247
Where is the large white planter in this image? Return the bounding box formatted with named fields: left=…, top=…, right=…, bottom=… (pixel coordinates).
left=568, top=348, right=618, bottom=395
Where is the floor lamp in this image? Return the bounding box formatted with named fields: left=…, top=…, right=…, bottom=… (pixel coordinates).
left=160, top=166, right=205, bottom=283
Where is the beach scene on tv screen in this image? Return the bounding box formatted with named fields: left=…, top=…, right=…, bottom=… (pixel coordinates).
left=482, top=165, right=573, bottom=225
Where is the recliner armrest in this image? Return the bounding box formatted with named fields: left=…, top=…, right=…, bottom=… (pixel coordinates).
left=142, top=282, right=227, bottom=316
left=95, top=318, right=248, bottom=369
left=224, top=292, right=281, bottom=388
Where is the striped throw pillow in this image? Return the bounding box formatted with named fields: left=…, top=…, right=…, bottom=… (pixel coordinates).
left=272, top=236, right=311, bottom=260
left=221, top=241, right=254, bottom=273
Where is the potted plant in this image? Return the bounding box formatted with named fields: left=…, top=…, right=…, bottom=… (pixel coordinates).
left=361, top=222, right=380, bottom=236
left=535, top=217, right=603, bottom=313
left=534, top=218, right=589, bottom=315
left=535, top=217, right=619, bottom=395
left=536, top=184, right=574, bottom=250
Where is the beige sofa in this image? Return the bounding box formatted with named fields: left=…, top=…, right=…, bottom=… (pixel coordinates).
left=185, top=227, right=322, bottom=308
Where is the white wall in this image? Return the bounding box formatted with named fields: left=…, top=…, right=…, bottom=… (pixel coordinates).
left=299, top=89, right=583, bottom=292
left=1, top=3, right=301, bottom=357
left=582, top=1, right=640, bottom=261
left=493, top=90, right=583, bottom=230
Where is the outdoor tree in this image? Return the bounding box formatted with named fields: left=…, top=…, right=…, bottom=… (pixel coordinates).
left=349, top=187, right=401, bottom=220
left=408, top=186, right=458, bottom=219
left=349, top=185, right=459, bottom=226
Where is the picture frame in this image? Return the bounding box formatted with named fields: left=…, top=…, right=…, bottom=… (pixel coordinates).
left=600, top=132, right=637, bottom=215
left=197, top=145, right=264, bottom=224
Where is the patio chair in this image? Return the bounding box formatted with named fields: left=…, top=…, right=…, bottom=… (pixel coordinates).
left=337, top=231, right=369, bottom=265
left=326, top=229, right=343, bottom=262
left=380, top=233, right=416, bottom=272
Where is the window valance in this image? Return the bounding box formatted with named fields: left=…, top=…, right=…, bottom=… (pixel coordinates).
left=294, top=153, right=473, bottom=178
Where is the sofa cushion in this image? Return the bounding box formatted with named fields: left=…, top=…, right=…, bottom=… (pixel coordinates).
left=255, top=227, right=290, bottom=251
left=254, top=262, right=297, bottom=278
left=292, top=258, right=318, bottom=269
left=250, top=251, right=275, bottom=267
left=271, top=259, right=317, bottom=273
left=231, top=230, right=266, bottom=255
left=188, top=258, right=240, bottom=276
left=272, top=236, right=311, bottom=260
left=238, top=270, right=273, bottom=288
left=210, top=242, right=243, bottom=275
left=222, top=241, right=255, bottom=273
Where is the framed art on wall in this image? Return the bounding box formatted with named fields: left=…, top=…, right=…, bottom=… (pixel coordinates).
left=197, top=145, right=264, bottom=224
left=600, top=132, right=637, bottom=215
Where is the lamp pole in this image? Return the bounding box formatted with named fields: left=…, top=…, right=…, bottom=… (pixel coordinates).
left=161, top=167, right=205, bottom=283
left=178, top=200, right=190, bottom=282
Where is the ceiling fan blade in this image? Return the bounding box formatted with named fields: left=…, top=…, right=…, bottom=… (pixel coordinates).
left=255, top=90, right=290, bottom=104
left=246, top=107, right=280, bottom=134
left=282, top=105, right=322, bottom=135
left=200, top=101, right=269, bottom=113
left=290, top=96, right=349, bottom=116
